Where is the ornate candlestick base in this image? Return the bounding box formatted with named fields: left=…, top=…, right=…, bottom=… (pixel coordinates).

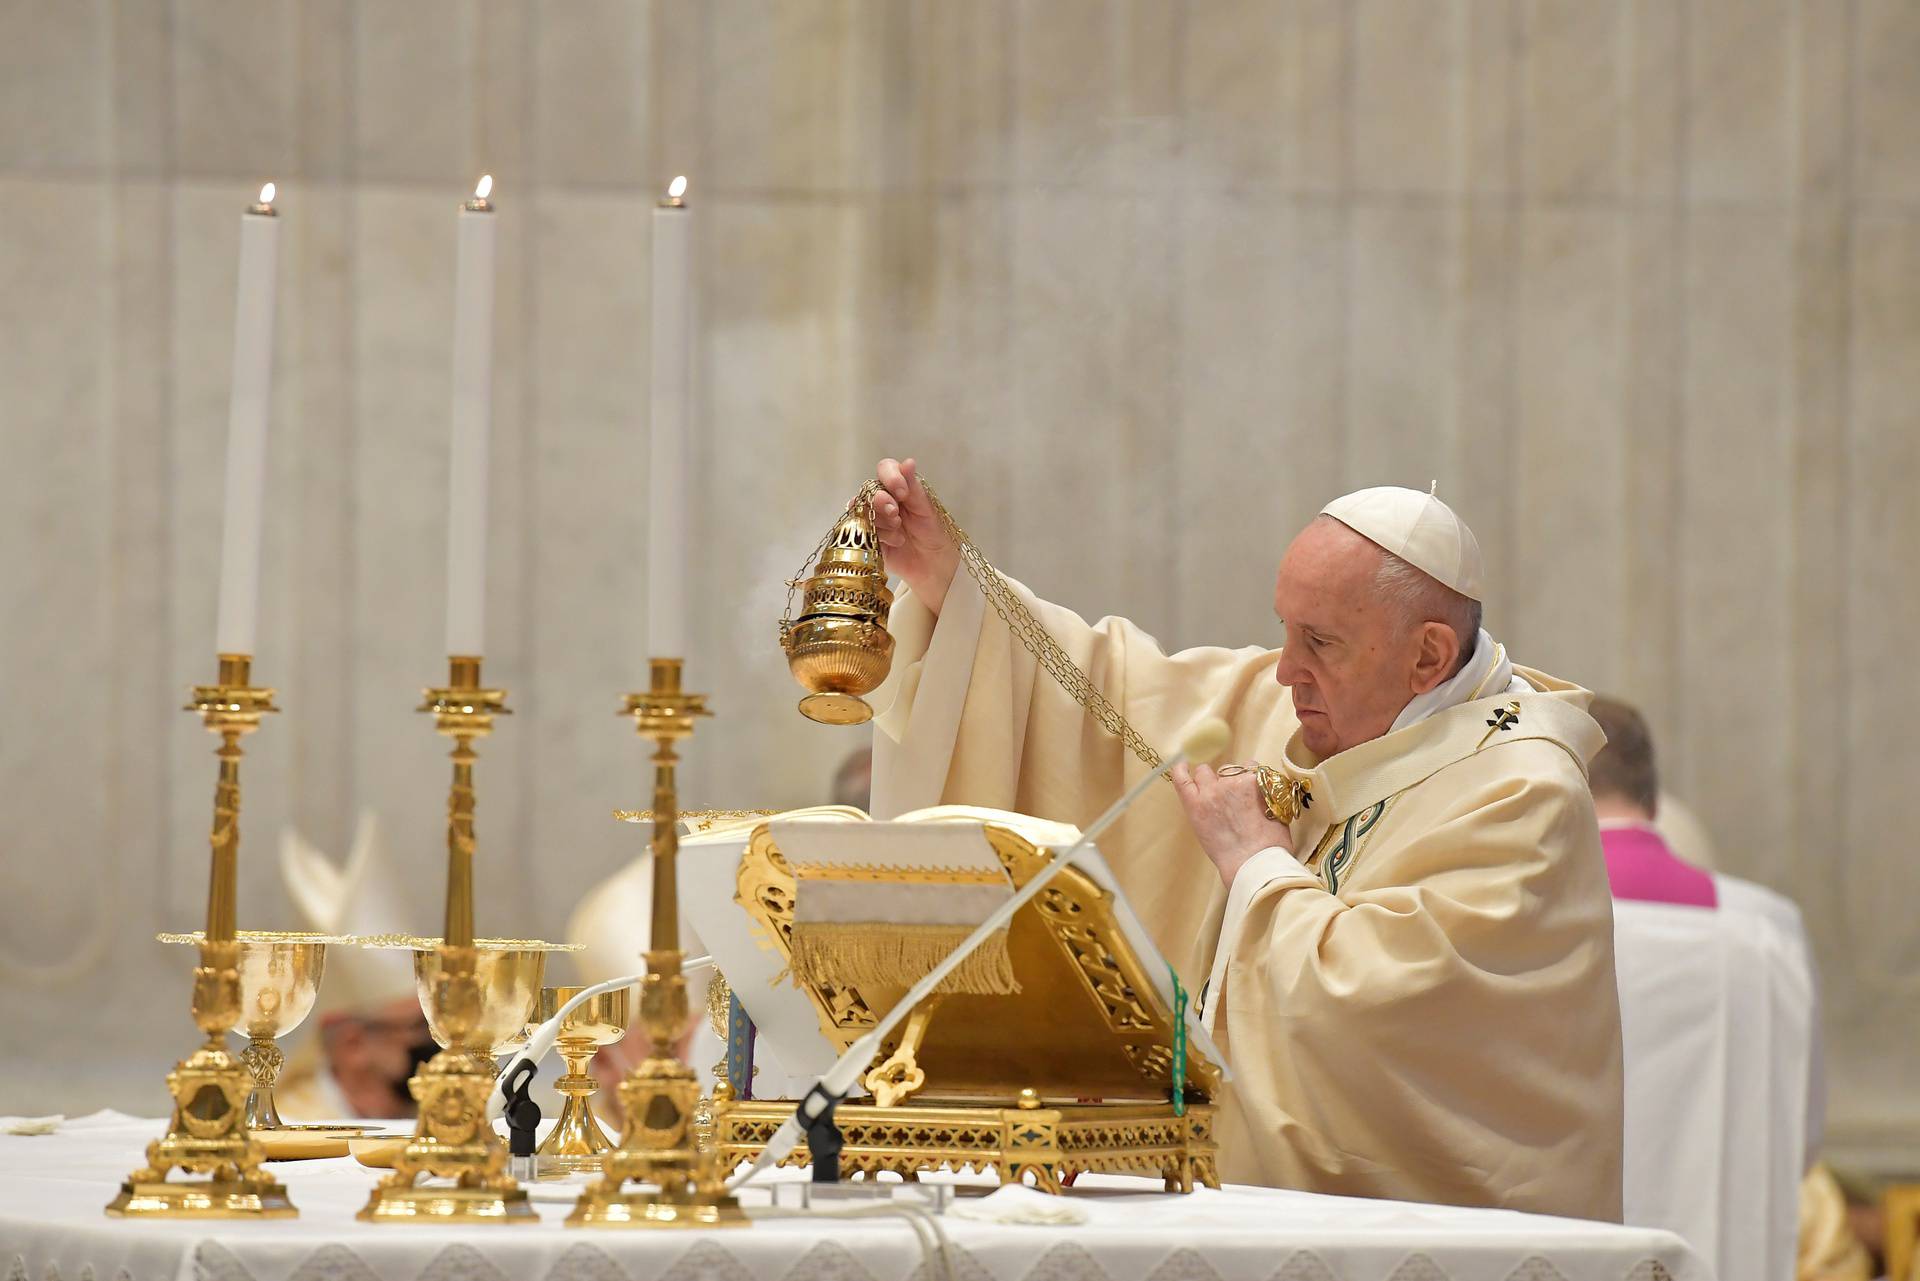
left=106, top=946, right=296, bottom=1218
left=109, top=659, right=292, bottom=1219
left=358, top=659, right=534, bottom=1225
left=359, top=947, right=534, bottom=1224
left=569, top=956, right=747, bottom=1227
left=568, top=660, right=746, bottom=1229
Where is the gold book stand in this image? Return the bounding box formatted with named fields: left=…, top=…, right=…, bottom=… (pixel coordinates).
left=709, top=822, right=1220, bottom=1194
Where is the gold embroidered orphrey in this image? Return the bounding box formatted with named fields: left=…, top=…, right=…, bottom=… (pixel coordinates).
left=713, top=821, right=1220, bottom=1193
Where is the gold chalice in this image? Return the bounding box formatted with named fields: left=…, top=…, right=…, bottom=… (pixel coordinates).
left=400, top=937, right=580, bottom=1067
left=534, top=985, right=631, bottom=1176
left=157, top=930, right=352, bottom=1131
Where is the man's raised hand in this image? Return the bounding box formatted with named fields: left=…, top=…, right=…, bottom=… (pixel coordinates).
left=872, top=457, right=960, bottom=615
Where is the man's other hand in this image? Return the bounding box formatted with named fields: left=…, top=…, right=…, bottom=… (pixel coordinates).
left=1170, top=762, right=1295, bottom=887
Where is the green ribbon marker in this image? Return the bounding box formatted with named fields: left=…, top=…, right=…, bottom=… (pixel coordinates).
left=1169, top=966, right=1188, bottom=1118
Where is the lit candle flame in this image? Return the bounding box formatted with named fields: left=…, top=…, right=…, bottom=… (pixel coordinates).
left=258, top=182, right=276, bottom=206
left=475, top=174, right=493, bottom=201
left=668, top=175, right=688, bottom=200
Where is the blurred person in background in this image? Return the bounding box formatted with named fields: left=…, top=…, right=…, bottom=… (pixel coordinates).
left=1588, top=697, right=1872, bottom=1281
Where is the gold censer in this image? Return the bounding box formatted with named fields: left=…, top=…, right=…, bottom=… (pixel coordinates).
left=107, top=656, right=295, bottom=1219
left=780, top=483, right=893, bottom=725
left=359, top=656, right=535, bottom=1224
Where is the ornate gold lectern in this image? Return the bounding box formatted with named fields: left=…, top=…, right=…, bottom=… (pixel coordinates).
left=710, top=821, right=1221, bottom=1193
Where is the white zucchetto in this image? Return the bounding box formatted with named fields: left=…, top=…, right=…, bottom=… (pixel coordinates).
left=1321, top=485, right=1485, bottom=602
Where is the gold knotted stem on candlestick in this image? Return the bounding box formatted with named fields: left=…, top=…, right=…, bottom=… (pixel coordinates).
left=107, top=655, right=294, bottom=1219
left=568, top=658, right=746, bottom=1229
left=358, top=656, right=535, bottom=1225
left=442, top=654, right=483, bottom=949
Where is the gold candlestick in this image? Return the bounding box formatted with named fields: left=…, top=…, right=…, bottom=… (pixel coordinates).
left=359, top=656, right=534, bottom=1224
left=107, top=655, right=294, bottom=1219
left=569, top=658, right=747, bottom=1229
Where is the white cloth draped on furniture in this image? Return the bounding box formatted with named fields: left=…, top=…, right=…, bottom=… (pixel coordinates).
left=1613, top=893, right=1816, bottom=1281
left=1, top=1113, right=1707, bottom=1281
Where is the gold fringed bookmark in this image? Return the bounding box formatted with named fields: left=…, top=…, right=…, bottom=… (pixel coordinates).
left=787, top=921, right=1020, bottom=996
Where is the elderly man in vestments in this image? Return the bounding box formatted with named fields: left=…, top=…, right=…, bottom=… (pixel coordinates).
left=865, top=458, right=1624, bottom=1221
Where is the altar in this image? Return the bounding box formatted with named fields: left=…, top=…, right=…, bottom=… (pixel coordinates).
left=3, top=1115, right=1705, bottom=1281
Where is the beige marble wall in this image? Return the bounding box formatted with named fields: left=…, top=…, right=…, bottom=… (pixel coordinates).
left=1, top=1, right=1914, bottom=1168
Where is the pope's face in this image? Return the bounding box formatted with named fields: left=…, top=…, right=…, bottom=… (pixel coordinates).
left=1272, top=519, right=1428, bottom=758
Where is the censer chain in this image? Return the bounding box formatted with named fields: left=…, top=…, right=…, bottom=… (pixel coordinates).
left=917, top=481, right=1164, bottom=773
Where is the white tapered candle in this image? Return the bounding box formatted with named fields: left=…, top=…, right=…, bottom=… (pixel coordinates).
left=445, top=175, right=497, bottom=657
left=647, top=176, right=691, bottom=658
left=214, top=182, right=280, bottom=657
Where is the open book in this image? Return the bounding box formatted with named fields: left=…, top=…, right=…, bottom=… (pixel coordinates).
left=678, top=804, right=1227, bottom=1102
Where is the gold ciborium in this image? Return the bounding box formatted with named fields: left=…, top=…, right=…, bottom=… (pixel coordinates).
left=534, top=985, right=631, bottom=1175
left=780, top=483, right=893, bottom=725
left=156, top=930, right=348, bottom=1130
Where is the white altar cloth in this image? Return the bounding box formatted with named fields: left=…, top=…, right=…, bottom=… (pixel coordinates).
left=1, top=1114, right=1706, bottom=1281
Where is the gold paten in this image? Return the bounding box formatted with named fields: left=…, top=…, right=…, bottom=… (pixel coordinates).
left=780, top=484, right=894, bottom=725
left=360, top=656, right=535, bottom=1225
left=717, top=821, right=1219, bottom=1191
left=155, top=930, right=349, bottom=1131
left=614, top=808, right=777, bottom=830
left=108, top=655, right=295, bottom=1219
left=569, top=658, right=747, bottom=1229
left=533, top=984, right=631, bottom=1176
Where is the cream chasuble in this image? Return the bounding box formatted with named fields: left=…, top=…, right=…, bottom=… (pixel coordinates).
left=870, top=568, right=1624, bottom=1222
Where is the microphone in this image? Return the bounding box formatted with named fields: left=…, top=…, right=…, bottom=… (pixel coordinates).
left=726, top=716, right=1232, bottom=1190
